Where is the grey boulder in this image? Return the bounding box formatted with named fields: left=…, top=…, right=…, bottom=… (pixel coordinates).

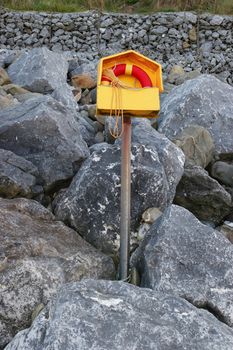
left=158, top=75, right=233, bottom=154
left=78, top=115, right=96, bottom=146
left=0, top=95, right=89, bottom=192
left=51, top=83, right=78, bottom=112
left=0, top=50, right=20, bottom=69
left=211, top=161, right=233, bottom=187
left=173, top=125, right=214, bottom=168
left=0, top=148, right=43, bottom=198
left=0, top=198, right=115, bottom=348
left=132, top=119, right=185, bottom=189
left=139, top=205, right=233, bottom=327
left=53, top=134, right=184, bottom=255
left=5, top=279, right=233, bottom=350
left=13, top=92, right=42, bottom=103
left=8, top=47, right=77, bottom=111
left=7, top=47, right=68, bottom=94
left=174, top=164, right=232, bottom=225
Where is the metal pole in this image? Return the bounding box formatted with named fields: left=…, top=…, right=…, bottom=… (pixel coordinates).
left=119, top=116, right=131, bottom=281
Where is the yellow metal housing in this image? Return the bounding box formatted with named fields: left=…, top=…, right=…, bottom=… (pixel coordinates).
left=96, top=50, right=163, bottom=118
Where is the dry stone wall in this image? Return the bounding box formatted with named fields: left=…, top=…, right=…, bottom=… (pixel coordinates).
left=0, top=8, right=233, bottom=83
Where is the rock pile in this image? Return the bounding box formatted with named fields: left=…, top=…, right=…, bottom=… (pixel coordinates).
left=0, top=9, right=233, bottom=85
left=0, top=198, right=114, bottom=347
left=159, top=75, right=233, bottom=154
left=5, top=280, right=233, bottom=350
left=0, top=46, right=233, bottom=349
left=53, top=133, right=184, bottom=256
left=137, top=205, right=233, bottom=327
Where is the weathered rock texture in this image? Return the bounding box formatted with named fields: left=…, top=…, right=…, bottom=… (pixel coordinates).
left=139, top=205, right=233, bottom=327
left=0, top=94, right=16, bottom=108
left=173, top=125, right=214, bottom=168
left=211, top=161, right=233, bottom=187
left=1, top=83, right=43, bottom=104
left=6, top=47, right=80, bottom=110
left=132, top=119, right=185, bottom=183
left=51, top=83, right=78, bottom=111
left=7, top=47, right=68, bottom=93
left=0, top=198, right=115, bottom=348
left=5, top=279, right=233, bottom=350
left=174, top=164, right=233, bottom=225
left=0, top=148, right=42, bottom=198
left=0, top=10, right=233, bottom=84
left=159, top=75, right=233, bottom=154
left=53, top=133, right=184, bottom=255
left=0, top=95, right=89, bottom=192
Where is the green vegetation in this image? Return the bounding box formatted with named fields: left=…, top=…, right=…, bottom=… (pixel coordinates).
left=2, top=0, right=233, bottom=14
left=2, top=0, right=86, bottom=12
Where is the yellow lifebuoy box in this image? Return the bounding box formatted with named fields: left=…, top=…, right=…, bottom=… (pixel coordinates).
left=96, top=50, right=163, bottom=118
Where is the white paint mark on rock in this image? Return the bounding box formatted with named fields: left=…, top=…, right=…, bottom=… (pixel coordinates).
left=92, top=154, right=101, bottom=162
left=97, top=202, right=106, bottom=213
left=90, top=296, right=123, bottom=307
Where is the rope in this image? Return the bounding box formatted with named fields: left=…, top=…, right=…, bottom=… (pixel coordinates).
left=109, top=84, right=124, bottom=138
left=102, top=68, right=135, bottom=139
left=117, top=273, right=131, bottom=283
left=101, top=66, right=153, bottom=139
left=119, top=275, right=131, bottom=283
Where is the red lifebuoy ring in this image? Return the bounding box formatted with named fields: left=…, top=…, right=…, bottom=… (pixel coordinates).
left=101, top=64, right=152, bottom=88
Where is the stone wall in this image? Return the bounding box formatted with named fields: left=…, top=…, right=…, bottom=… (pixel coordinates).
left=0, top=8, right=233, bottom=83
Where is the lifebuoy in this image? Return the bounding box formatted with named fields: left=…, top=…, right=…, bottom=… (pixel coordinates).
left=101, top=63, right=152, bottom=88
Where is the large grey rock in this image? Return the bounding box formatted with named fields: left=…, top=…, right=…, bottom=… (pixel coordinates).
left=78, top=115, right=96, bottom=146
left=5, top=47, right=77, bottom=111
left=173, top=125, right=214, bottom=168
left=158, top=75, right=233, bottom=154
left=53, top=129, right=184, bottom=255
left=5, top=279, right=233, bottom=350
left=7, top=47, right=68, bottom=93
left=74, top=60, right=98, bottom=81
left=132, top=119, right=185, bottom=186
left=51, top=83, right=77, bottom=111
left=0, top=50, right=20, bottom=68
left=13, top=92, right=42, bottom=103
left=174, top=165, right=232, bottom=225
left=139, top=205, right=233, bottom=327
left=0, top=96, right=89, bottom=192
left=0, top=198, right=115, bottom=348
left=0, top=149, right=42, bottom=198
left=211, top=161, right=233, bottom=187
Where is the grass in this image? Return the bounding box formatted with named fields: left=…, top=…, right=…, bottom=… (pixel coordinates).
left=1, top=0, right=86, bottom=12
left=1, top=0, right=233, bottom=14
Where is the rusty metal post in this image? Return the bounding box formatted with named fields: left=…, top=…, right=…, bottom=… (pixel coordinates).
left=119, top=116, right=131, bottom=281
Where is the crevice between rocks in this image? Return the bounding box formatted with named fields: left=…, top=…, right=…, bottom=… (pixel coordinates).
left=183, top=296, right=230, bottom=328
